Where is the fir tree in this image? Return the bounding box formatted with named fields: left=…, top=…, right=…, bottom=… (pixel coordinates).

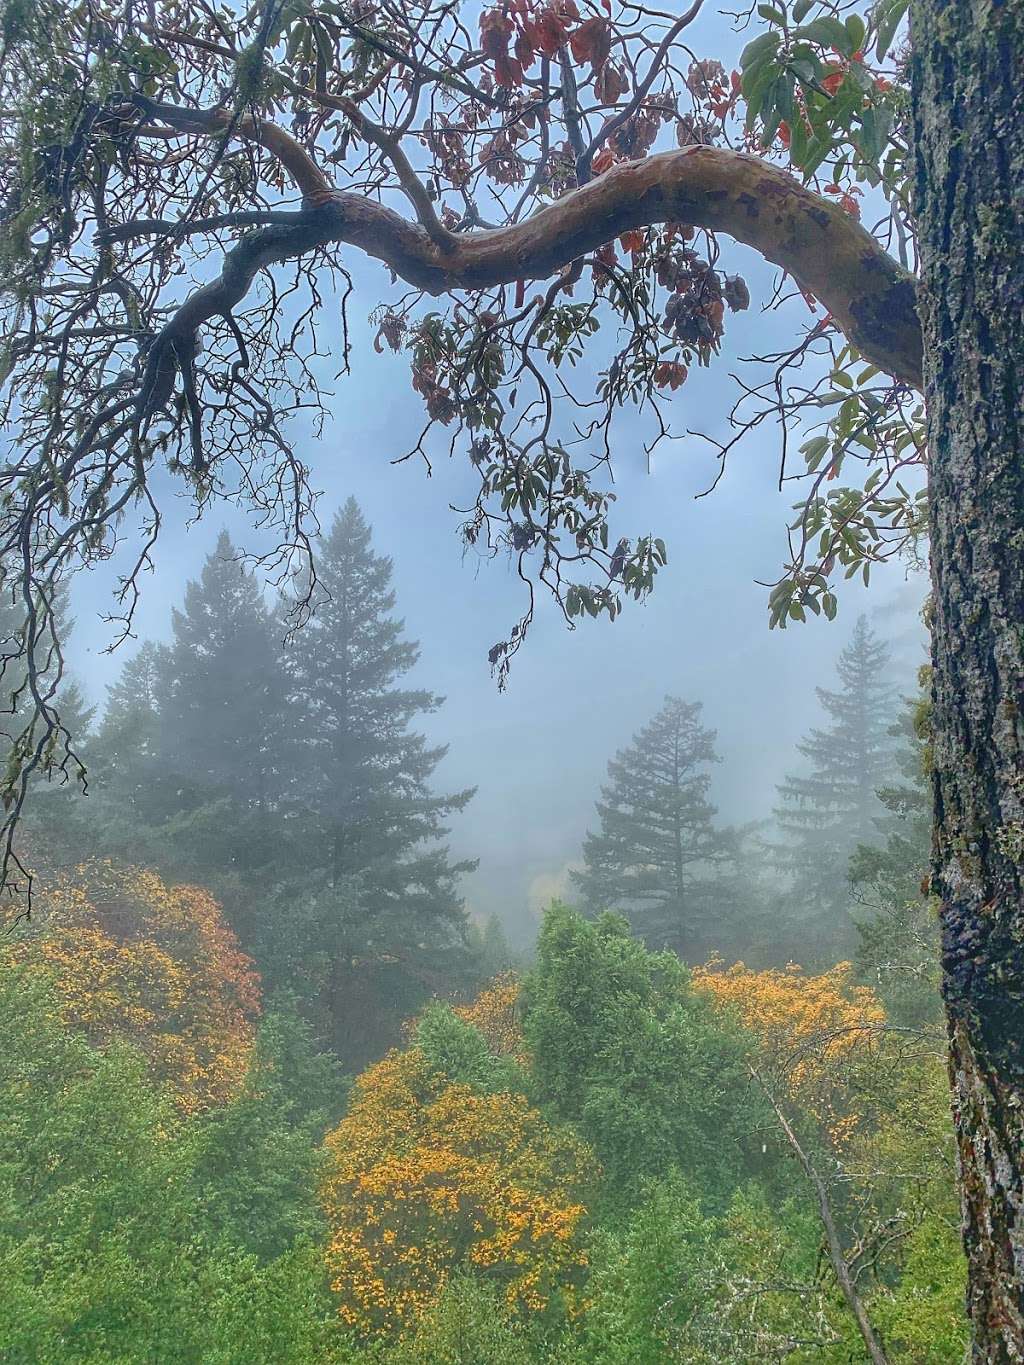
left=155, top=530, right=290, bottom=812
left=93, top=642, right=171, bottom=825
left=87, top=535, right=292, bottom=938
left=267, top=498, right=476, bottom=1065
left=850, top=677, right=938, bottom=1027
left=572, top=696, right=733, bottom=960
left=772, top=616, right=897, bottom=959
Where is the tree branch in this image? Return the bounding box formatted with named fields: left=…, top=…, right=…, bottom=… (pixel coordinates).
left=299, top=88, right=456, bottom=254
left=129, top=96, right=333, bottom=202
left=752, top=1068, right=892, bottom=1365
left=125, top=104, right=921, bottom=385
left=319, top=146, right=922, bottom=386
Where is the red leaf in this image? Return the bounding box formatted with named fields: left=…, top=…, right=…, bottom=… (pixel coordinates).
left=531, top=8, right=571, bottom=56
left=654, top=361, right=688, bottom=391
left=515, top=31, right=536, bottom=67
left=569, top=16, right=611, bottom=69
left=595, top=61, right=628, bottom=104
left=494, top=53, right=524, bottom=89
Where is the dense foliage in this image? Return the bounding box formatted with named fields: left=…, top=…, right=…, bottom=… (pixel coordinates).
left=6, top=859, right=260, bottom=1111
left=2, top=0, right=1022, bottom=1348
left=0, top=505, right=963, bottom=1361
left=0, top=880, right=964, bottom=1362
left=38, top=502, right=483, bottom=1069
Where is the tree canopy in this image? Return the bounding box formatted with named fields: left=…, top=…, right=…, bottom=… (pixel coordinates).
left=1, top=0, right=1023, bottom=1355
left=0, top=0, right=927, bottom=867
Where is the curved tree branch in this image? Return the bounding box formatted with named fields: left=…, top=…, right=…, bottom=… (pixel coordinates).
left=131, top=114, right=922, bottom=387
left=327, top=151, right=922, bottom=387
left=129, top=96, right=333, bottom=202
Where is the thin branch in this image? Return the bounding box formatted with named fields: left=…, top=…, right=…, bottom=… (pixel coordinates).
left=751, top=1067, right=892, bottom=1365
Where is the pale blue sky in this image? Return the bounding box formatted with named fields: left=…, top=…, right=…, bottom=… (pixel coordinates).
left=64, top=8, right=926, bottom=938
left=67, top=243, right=926, bottom=937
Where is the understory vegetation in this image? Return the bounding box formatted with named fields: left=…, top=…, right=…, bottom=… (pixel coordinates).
left=0, top=508, right=960, bottom=1363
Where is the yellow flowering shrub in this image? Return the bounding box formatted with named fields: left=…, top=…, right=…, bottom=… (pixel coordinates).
left=453, top=973, right=527, bottom=1064
left=5, top=859, right=260, bottom=1111
left=321, top=1043, right=597, bottom=1338
left=692, top=959, right=885, bottom=1139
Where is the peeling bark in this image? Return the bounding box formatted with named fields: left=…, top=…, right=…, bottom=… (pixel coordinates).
left=137, top=99, right=924, bottom=387
left=320, top=147, right=922, bottom=386
left=911, top=1, right=1024, bottom=1359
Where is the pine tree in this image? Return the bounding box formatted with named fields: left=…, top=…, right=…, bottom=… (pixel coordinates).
left=772, top=616, right=897, bottom=959
left=156, top=530, right=289, bottom=811
left=87, top=535, right=292, bottom=937
left=93, top=642, right=171, bottom=825
left=572, top=696, right=733, bottom=960
left=268, top=498, right=476, bottom=1065
left=850, top=677, right=938, bottom=1027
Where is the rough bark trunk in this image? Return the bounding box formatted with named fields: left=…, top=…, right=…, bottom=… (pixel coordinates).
left=911, top=2, right=1024, bottom=1359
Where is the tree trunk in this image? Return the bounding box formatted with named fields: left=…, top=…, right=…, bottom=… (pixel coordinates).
left=911, top=2, right=1024, bottom=1358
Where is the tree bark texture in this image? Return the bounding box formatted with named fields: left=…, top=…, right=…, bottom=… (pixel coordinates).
left=912, top=1, right=1024, bottom=1358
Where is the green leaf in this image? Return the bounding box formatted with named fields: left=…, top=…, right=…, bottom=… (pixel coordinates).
left=740, top=31, right=781, bottom=69
left=793, top=0, right=814, bottom=19
left=743, top=58, right=780, bottom=129
left=875, top=0, right=910, bottom=61
left=801, top=435, right=831, bottom=470
left=789, top=112, right=810, bottom=167
left=793, top=17, right=854, bottom=56
left=801, top=134, right=833, bottom=178
left=774, top=72, right=796, bottom=124
left=845, top=13, right=866, bottom=52
left=857, top=107, right=881, bottom=163
left=788, top=54, right=823, bottom=86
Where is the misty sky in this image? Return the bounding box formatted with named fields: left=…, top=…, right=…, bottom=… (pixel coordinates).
left=62, top=11, right=927, bottom=944
left=65, top=248, right=926, bottom=943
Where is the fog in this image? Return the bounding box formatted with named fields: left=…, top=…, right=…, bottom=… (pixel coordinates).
left=65, top=242, right=927, bottom=947
left=49, top=3, right=926, bottom=948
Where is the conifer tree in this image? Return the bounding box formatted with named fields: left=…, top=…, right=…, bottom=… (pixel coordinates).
left=772, top=617, right=897, bottom=959
left=89, top=535, right=291, bottom=936
left=267, top=498, right=475, bottom=1065
left=92, top=643, right=170, bottom=826
left=573, top=696, right=733, bottom=960
left=156, top=530, right=289, bottom=812
left=850, top=680, right=938, bottom=1027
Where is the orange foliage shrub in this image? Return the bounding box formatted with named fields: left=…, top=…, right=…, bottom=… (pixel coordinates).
left=321, top=1043, right=597, bottom=1337
left=453, top=972, right=527, bottom=1064
left=6, top=859, right=259, bottom=1111
left=693, top=960, right=885, bottom=1139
